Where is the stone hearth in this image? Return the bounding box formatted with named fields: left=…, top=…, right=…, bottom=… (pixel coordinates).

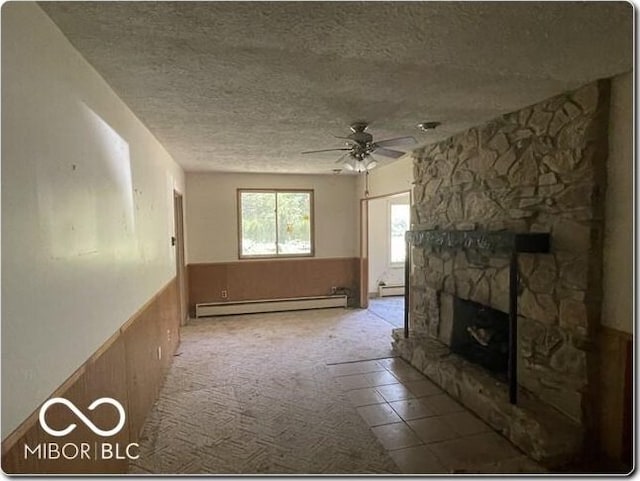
left=393, top=79, right=610, bottom=466
left=392, top=330, right=582, bottom=465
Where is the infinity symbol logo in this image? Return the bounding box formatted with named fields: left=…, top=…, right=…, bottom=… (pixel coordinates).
left=39, top=397, right=126, bottom=437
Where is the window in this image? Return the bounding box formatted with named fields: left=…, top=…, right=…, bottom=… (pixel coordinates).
left=390, top=202, right=410, bottom=264
left=238, top=189, right=314, bottom=258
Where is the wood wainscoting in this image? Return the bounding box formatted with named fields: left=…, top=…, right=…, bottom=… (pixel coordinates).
left=187, top=257, right=361, bottom=315
left=1, top=278, right=181, bottom=474
left=595, top=325, right=633, bottom=468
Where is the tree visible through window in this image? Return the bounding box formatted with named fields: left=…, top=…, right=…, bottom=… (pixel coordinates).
left=239, top=190, right=313, bottom=257
left=390, top=203, right=410, bottom=264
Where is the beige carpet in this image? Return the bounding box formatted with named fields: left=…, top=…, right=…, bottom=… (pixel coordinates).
left=130, top=307, right=399, bottom=474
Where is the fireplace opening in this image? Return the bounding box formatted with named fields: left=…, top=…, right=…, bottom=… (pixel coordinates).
left=451, top=297, right=509, bottom=379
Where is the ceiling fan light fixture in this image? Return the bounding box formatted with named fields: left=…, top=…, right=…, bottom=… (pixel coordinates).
left=343, top=155, right=376, bottom=173
left=364, top=157, right=377, bottom=170
left=343, top=157, right=357, bottom=171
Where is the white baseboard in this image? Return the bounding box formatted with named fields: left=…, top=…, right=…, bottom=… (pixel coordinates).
left=377, top=285, right=405, bottom=297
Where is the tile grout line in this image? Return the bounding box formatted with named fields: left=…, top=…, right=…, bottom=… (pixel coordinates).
left=325, top=356, right=398, bottom=366
left=332, top=357, right=543, bottom=474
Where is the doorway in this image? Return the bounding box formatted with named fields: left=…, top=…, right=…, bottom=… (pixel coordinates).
left=173, top=191, right=187, bottom=325
left=359, top=190, right=411, bottom=327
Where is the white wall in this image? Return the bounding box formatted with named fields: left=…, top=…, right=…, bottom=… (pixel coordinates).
left=356, top=156, right=414, bottom=199
left=601, top=71, right=633, bottom=334
left=368, top=197, right=389, bottom=291
left=368, top=193, right=410, bottom=293
left=1, top=3, right=185, bottom=438
left=186, top=172, right=358, bottom=263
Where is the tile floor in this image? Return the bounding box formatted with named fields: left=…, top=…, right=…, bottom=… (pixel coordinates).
left=330, top=356, right=547, bottom=474
left=367, top=296, right=404, bottom=327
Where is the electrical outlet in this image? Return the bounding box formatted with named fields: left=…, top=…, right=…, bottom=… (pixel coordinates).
left=167, top=329, right=171, bottom=342
left=330, top=286, right=337, bottom=294
left=221, top=289, right=228, bottom=299
left=157, top=346, right=162, bottom=360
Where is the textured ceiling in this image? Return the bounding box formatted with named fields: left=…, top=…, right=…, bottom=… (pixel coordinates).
left=40, top=2, right=633, bottom=174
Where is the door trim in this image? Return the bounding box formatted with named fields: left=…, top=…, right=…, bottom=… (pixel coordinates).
left=173, top=191, right=187, bottom=324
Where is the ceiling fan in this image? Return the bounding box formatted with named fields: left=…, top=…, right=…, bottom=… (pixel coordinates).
left=301, top=122, right=417, bottom=173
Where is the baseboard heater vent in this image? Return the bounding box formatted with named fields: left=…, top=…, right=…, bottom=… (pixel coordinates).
left=378, top=284, right=405, bottom=297
left=196, top=295, right=348, bottom=318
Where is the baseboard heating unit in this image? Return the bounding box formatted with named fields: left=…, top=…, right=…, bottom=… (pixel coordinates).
left=195, top=295, right=348, bottom=318
left=378, top=284, right=405, bottom=297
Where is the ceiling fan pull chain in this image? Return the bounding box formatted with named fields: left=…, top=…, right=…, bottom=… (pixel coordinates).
left=365, top=171, right=370, bottom=198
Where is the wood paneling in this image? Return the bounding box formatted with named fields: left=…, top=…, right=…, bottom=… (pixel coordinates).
left=359, top=258, right=368, bottom=309
left=621, top=339, right=632, bottom=466
left=1, top=278, right=181, bottom=474
left=188, top=263, right=228, bottom=310
left=125, top=279, right=180, bottom=441
left=595, top=325, right=633, bottom=468
left=187, top=257, right=361, bottom=314
left=81, top=335, right=129, bottom=474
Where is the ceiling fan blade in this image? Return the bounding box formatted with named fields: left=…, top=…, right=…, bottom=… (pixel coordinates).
left=373, top=147, right=405, bottom=159
left=334, top=136, right=358, bottom=146
left=374, top=136, right=417, bottom=148
left=301, top=148, right=352, bottom=154
left=333, top=154, right=351, bottom=168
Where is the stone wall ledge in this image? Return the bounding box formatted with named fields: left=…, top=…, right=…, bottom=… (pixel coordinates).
left=391, top=328, right=583, bottom=467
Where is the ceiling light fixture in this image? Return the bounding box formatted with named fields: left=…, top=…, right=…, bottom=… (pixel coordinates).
left=417, top=121, right=441, bottom=131
left=343, top=154, right=377, bottom=173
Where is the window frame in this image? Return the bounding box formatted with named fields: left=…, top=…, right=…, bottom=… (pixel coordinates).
left=237, top=188, right=315, bottom=259
left=388, top=199, right=410, bottom=267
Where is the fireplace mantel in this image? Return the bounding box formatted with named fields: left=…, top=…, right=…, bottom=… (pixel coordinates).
left=405, top=229, right=550, bottom=254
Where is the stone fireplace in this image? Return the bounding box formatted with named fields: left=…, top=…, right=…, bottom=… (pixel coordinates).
left=392, top=80, right=609, bottom=466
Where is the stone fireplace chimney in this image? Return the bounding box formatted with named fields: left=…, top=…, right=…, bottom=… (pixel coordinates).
left=392, top=79, right=610, bottom=466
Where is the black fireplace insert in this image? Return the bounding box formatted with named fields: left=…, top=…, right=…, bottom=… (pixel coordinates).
left=451, top=297, right=509, bottom=380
